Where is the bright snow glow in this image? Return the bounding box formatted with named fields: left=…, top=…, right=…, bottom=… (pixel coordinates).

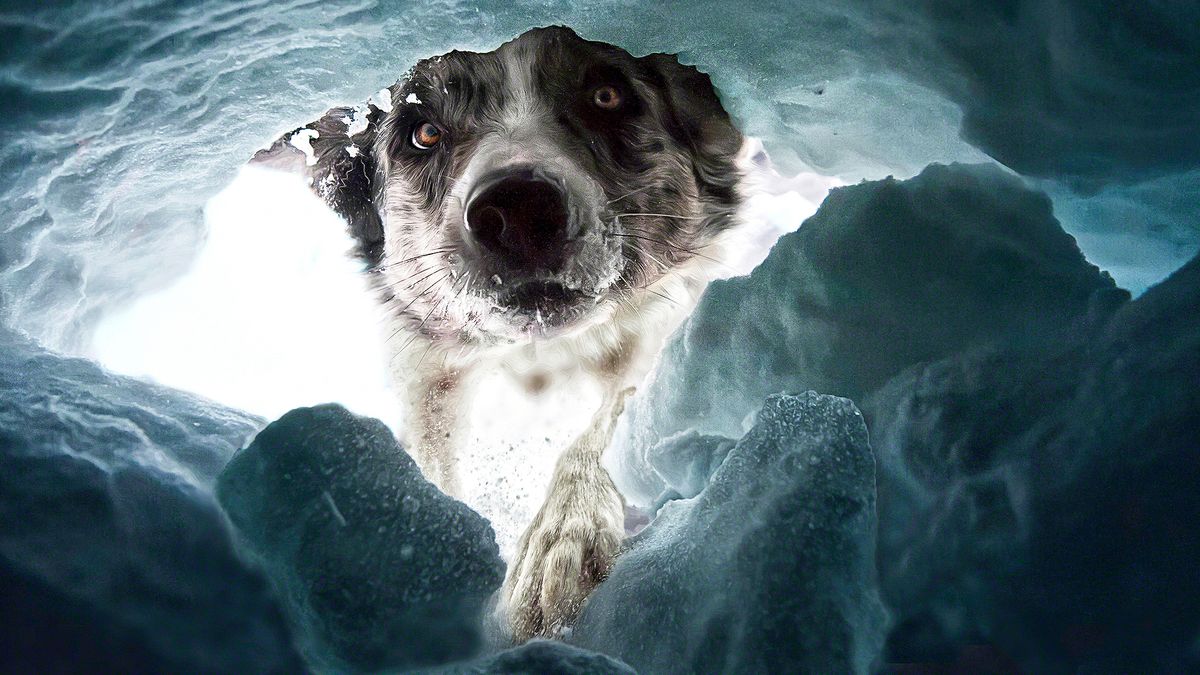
left=92, top=149, right=839, bottom=556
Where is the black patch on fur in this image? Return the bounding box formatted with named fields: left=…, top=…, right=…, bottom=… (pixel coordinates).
left=252, top=26, right=744, bottom=289
left=252, top=99, right=390, bottom=267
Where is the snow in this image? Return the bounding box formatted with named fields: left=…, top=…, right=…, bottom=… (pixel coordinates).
left=0, top=326, right=300, bottom=672
left=0, top=0, right=1196, bottom=355
left=287, top=128, right=319, bottom=166
left=868, top=251, right=1200, bottom=670
left=92, top=166, right=398, bottom=425
left=372, top=87, right=394, bottom=113
left=610, top=163, right=1121, bottom=503
left=442, top=640, right=635, bottom=674
left=1, top=1, right=1200, bottom=672
left=216, top=404, right=505, bottom=672
left=341, top=104, right=371, bottom=137
left=570, top=393, right=888, bottom=674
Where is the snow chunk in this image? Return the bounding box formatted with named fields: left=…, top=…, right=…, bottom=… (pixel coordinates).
left=405, top=92, right=422, bottom=104
left=216, top=404, right=505, bottom=672
left=287, top=128, right=319, bottom=166
left=611, top=163, right=1120, bottom=503
left=370, top=87, right=393, bottom=113
left=339, top=103, right=370, bottom=137
left=572, top=392, right=887, bottom=674
left=869, top=252, right=1200, bottom=670
left=0, top=327, right=300, bottom=672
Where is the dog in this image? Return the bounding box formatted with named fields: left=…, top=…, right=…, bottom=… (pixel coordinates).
left=253, top=25, right=747, bottom=642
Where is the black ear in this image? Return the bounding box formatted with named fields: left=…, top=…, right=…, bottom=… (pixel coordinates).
left=251, top=88, right=395, bottom=266
left=641, top=53, right=743, bottom=200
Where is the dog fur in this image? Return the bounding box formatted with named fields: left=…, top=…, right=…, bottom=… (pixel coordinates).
left=253, top=26, right=745, bottom=642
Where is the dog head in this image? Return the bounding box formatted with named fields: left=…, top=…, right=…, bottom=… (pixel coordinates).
left=256, top=26, right=743, bottom=347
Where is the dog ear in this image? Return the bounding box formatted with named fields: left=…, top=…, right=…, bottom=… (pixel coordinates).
left=641, top=53, right=743, bottom=199
left=251, top=88, right=396, bottom=266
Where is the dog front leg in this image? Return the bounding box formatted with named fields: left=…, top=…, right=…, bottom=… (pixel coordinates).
left=500, top=386, right=632, bottom=642
left=402, top=369, right=467, bottom=497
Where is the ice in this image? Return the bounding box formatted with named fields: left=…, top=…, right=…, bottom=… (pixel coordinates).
left=2, top=1, right=1200, bottom=671
left=1, top=1, right=1196, bottom=353
left=570, top=392, right=888, bottom=674
left=868, top=250, right=1200, bottom=671
left=611, top=162, right=1122, bottom=503
left=433, top=640, right=635, bottom=674
left=0, top=326, right=300, bottom=672
left=216, top=404, right=506, bottom=672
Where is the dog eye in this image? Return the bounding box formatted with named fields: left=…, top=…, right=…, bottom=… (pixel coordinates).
left=591, top=85, right=623, bottom=111
left=411, top=121, right=443, bottom=150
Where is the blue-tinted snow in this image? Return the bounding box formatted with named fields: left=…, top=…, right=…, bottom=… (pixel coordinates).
left=217, top=403, right=506, bottom=672
left=0, top=326, right=300, bottom=672
left=611, top=162, right=1123, bottom=502
left=2, top=0, right=1198, bottom=353
left=571, top=392, right=887, bottom=675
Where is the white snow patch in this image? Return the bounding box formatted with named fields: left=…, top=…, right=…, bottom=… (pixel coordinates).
left=371, top=88, right=393, bottom=113
left=345, top=145, right=360, bottom=157
left=341, top=104, right=370, bottom=137
left=405, top=92, right=422, bottom=104
left=93, top=166, right=397, bottom=424
left=288, top=128, right=319, bottom=167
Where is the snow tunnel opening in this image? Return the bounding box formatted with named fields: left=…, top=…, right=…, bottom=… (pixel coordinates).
left=87, top=141, right=841, bottom=555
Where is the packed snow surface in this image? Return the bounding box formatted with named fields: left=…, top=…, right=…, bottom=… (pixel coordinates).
left=2, top=0, right=1197, bottom=354
left=2, top=1, right=1200, bottom=673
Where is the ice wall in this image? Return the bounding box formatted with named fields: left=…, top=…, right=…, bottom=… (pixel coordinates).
left=870, top=249, right=1200, bottom=671
left=612, top=162, right=1121, bottom=503
left=611, top=161, right=1200, bottom=670
left=0, top=326, right=300, bottom=672
left=571, top=392, right=888, bottom=674
left=2, top=0, right=1197, bottom=355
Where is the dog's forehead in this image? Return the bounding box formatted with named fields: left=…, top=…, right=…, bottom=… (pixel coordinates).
left=408, top=27, right=636, bottom=96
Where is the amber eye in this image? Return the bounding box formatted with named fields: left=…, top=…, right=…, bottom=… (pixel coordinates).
left=411, top=121, right=443, bottom=150
left=592, top=84, right=623, bottom=110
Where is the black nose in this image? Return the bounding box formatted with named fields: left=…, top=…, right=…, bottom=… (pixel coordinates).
left=465, top=169, right=572, bottom=272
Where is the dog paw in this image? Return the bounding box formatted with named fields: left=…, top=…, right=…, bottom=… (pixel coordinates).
left=499, top=385, right=632, bottom=642
left=501, top=484, right=625, bottom=642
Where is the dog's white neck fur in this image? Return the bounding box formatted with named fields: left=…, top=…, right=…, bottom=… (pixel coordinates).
left=379, top=138, right=787, bottom=559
